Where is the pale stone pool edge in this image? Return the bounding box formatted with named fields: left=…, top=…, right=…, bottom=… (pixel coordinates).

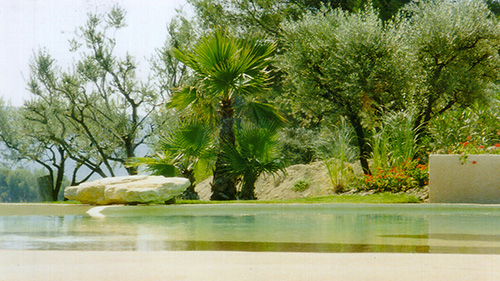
left=1, top=250, right=499, bottom=281
left=0, top=203, right=93, bottom=216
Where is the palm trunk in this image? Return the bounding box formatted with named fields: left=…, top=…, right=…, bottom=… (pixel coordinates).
left=239, top=173, right=257, bottom=200
left=211, top=98, right=237, bottom=200
left=181, top=169, right=199, bottom=200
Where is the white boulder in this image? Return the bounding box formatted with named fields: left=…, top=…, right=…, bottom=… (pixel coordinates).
left=64, top=175, right=189, bottom=205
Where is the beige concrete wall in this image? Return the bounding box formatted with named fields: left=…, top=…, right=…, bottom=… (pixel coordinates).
left=429, top=154, right=500, bottom=204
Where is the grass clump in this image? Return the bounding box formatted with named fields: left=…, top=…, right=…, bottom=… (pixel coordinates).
left=178, top=192, right=421, bottom=204
left=291, top=178, right=311, bottom=192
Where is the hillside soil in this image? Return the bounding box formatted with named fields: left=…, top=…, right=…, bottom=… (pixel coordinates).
left=194, top=161, right=429, bottom=202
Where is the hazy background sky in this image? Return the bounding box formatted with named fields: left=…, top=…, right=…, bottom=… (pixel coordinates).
left=0, top=0, right=190, bottom=107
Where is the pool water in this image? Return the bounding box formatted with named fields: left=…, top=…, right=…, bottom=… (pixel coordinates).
left=1, top=204, right=500, bottom=253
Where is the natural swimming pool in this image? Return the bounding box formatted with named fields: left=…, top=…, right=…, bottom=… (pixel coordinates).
left=1, top=204, right=500, bottom=253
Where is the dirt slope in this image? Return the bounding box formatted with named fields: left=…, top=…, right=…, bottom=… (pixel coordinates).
left=195, top=161, right=336, bottom=201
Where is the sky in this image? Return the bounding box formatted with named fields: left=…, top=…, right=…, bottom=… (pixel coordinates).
left=0, top=0, right=191, bottom=107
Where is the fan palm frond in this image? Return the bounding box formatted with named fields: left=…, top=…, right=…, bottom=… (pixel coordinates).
left=173, top=28, right=276, bottom=103
left=237, top=98, right=287, bottom=129
left=125, top=154, right=177, bottom=177
left=223, top=122, right=285, bottom=200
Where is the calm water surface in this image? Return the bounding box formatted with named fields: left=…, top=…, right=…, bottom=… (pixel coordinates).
left=1, top=204, right=500, bottom=253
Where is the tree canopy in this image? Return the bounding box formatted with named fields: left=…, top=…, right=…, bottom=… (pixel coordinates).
left=2, top=0, right=500, bottom=201
left=278, top=0, right=500, bottom=174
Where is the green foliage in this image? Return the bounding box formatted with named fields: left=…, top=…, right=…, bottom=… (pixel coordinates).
left=292, top=178, right=311, bottom=192
left=280, top=5, right=407, bottom=116
left=188, top=0, right=287, bottom=38
left=159, top=120, right=216, bottom=180
left=170, top=28, right=282, bottom=200
left=279, top=4, right=409, bottom=174
left=324, top=159, right=356, bottom=193
left=426, top=101, right=500, bottom=155
left=485, top=0, right=500, bottom=18
left=437, top=127, right=500, bottom=164
left=224, top=122, right=286, bottom=199
left=0, top=167, right=43, bottom=202
left=170, top=28, right=281, bottom=125
left=126, top=156, right=178, bottom=177
left=402, top=0, right=500, bottom=140
left=25, top=6, right=163, bottom=181
left=188, top=0, right=412, bottom=40
left=0, top=98, right=69, bottom=201
left=370, top=110, right=419, bottom=170
left=360, top=159, right=428, bottom=193
left=127, top=119, right=216, bottom=199
left=278, top=0, right=500, bottom=175
left=315, top=118, right=358, bottom=192
left=278, top=127, right=317, bottom=164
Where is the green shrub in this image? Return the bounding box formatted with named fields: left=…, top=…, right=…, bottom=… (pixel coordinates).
left=426, top=103, right=500, bottom=155
left=292, top=178, right=311, bottom=192
left=359, top=159, right=428, bottom=193
left=278, top=127, right=317, bottom=165
left=447, top=133, right=500, bottom=164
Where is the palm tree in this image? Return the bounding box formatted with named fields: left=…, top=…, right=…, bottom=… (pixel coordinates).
left=170, top=29, right=281, bottom=200
left=126, top=120, right=215, bottom=199
left=224, top=122, right=286, bottom=200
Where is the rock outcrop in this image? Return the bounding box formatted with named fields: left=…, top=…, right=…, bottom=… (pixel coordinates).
left=64, top=175, right=189, bottom=205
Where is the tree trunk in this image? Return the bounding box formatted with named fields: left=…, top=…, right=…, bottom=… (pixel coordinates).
left=413, top=94, right=436, bottom=145
left=53, top=151, right=66, bottom=201
left=346, top=113, right=371, bottom=175
left=211, top=99, right=237, bottom=200
left=239, top=174, right=257, bottom=200
left=37, top=175, right=53, bottom=202
left=124, top=137, right=138, bottom=175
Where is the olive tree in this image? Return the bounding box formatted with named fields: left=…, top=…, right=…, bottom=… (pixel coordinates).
left=188, top=0, right=412, bottom=39
left=279, top=6, right=409, bottom=174
left=401, top=0, right=500, bottom=141
left=27, top=6, right=162, bottom=178
left=0, top=98, right=72, bottom=201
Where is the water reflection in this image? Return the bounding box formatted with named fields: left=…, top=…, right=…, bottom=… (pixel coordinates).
left=1, top=210, right=500, bottom=253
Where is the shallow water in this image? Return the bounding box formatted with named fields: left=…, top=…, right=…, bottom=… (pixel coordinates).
left=1, top=204, right=500, bottom=253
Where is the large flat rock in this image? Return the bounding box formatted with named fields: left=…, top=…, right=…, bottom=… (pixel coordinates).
left=64, top=175, right=189, bottom=205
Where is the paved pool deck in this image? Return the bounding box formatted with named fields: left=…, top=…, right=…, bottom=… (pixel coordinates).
left=1, top=250, right=500, bottom=281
